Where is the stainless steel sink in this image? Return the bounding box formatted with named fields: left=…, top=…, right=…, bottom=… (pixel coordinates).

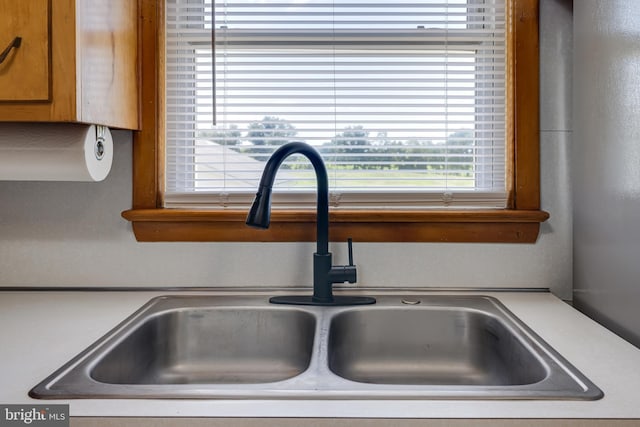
left=91, top=308, right=315, bottom=385
left=328, top=308, right=548, bottom=386
left=30, top=294, right=603, bottom=400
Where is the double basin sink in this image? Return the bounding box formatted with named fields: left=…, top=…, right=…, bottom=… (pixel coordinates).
left=30, top=294, right=603, bottom=400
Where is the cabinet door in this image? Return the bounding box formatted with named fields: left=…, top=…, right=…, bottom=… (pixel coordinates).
left=0, top=0, right=50, bottom=101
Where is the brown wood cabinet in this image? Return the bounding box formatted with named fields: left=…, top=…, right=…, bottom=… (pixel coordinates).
left=0, top=0, right=139, bottom=130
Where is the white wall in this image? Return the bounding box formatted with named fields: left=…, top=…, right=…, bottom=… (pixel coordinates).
left=573, top=0, right=640, bottom=346
left=0, top=0, right=575, bottom=299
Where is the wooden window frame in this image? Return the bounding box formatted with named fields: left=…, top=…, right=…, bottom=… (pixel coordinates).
left=122, top=0, right=549, bottom=243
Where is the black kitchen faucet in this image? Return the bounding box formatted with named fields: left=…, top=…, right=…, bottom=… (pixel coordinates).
left=246, top=141, right=375, bottom=306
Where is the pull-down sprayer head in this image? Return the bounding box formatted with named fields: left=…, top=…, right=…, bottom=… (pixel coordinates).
left=246, top=185, right=273, bottom=229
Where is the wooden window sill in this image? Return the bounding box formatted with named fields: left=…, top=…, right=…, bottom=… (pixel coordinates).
left=121, top=209, right=549, bottom=243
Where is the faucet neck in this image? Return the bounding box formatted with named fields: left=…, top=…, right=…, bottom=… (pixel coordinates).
left=257, top=142, right=329, bottom=255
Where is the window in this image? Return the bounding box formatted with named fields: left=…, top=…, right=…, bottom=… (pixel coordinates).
left=123, top=0, right=548, bottom=242
left=166, top=0, right=507, bottom=209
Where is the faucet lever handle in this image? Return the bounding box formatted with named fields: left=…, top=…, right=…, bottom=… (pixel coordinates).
left=347, top=237, right=354, bottom=266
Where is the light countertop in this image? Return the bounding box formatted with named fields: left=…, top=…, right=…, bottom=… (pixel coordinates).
left=1, top=289, right=640, bottom=419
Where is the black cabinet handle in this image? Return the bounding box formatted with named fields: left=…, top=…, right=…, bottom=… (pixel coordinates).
left=0, top=37, right=22, bottom=65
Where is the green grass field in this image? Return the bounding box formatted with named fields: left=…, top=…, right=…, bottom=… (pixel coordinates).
left=276, top=168, right=476, bottom=189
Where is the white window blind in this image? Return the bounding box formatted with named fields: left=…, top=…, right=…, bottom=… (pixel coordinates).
left=165, top=0, right=507, bottom=209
